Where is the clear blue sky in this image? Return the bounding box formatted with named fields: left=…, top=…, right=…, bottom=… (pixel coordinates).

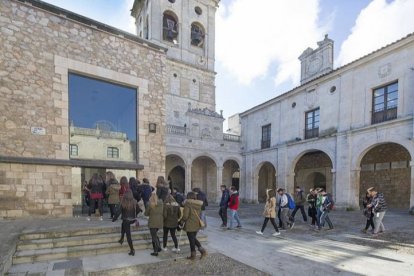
left=43, top=0, right=414, bottom=129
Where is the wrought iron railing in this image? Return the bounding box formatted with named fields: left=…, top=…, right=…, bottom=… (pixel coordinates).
left=305, top=127, right=319, bottom=140
left=223, top=133, right=241, bottom=142
left=261, top=139, right=271, bottom=149
left=166, top=125, right=188, bottom=136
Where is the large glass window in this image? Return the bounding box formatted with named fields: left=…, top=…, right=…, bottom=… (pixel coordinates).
left=261, top=124, right=271, bottom=149
left=69, top=73, right=137, bottom=162
left=305, top=108, right=319, bottom=139
left=372, top=82, right=398, bottom=124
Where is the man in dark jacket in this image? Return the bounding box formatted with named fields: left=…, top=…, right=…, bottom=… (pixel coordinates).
left=291, top=186, right=308, bottom=223
left=193, top=188, right=208, bottom=230
left=171, top=187, right=185, bottom=207
left=219, top=185, right=230, bottom=228
left=367, top=187, right=387, bottom=236
left=141, top=178, right=154, bottom=208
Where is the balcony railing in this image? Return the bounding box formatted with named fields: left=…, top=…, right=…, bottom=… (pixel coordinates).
left=261, top=139, right=271, bottom=149
left=372, top=107, right=397, bottom=124
left=223, top=133, right=241, bottom=142
left=305, top=127, right=319, bottom=140
left=166, top=125, right=189, bottom=136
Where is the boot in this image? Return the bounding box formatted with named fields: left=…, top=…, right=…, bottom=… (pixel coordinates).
left=199, top=247, right=207, bottom=259
left=186, top=251, right=197, bottom=260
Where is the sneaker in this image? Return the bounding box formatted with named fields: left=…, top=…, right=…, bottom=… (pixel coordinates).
left=255, top=231, right=263, bottom=235
left=162, top=247, right=168, bottom=252
left=86, top=217, right=91, bottom=221
left=327, top=227, right=334, bottom=231
left=236, top=225, right=242, bottom=229
left=172, top=248, right=181, bottom=253
left=279, top=229, right=287, bottom=231
left=289, top=222, right=295, bottom=229
left=220, top=224, right=227, bottom=228
left=272, top=232, right=281, bottom=236
left=99, top=216, right=103, bottom=221
left=227, top=227, right=234, bottom=230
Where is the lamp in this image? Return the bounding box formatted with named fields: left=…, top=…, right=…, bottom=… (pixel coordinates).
left=149, top=123, right=157, bottom=133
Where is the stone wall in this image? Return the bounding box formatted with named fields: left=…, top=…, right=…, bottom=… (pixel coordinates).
left=0, top=0, right=167, bottom=217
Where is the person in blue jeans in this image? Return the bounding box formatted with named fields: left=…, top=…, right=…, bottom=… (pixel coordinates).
left=317, top=189, right=334, bottom=230
left=219, top=185, right=230, bottom=228
left=228, top=186, right=242, bottom=230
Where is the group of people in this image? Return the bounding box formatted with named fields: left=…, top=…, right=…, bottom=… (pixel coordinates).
left=84, top=172, right=208, bottom=260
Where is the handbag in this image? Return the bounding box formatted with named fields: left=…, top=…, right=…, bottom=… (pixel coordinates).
left=193, top=209, right=205, bottom=228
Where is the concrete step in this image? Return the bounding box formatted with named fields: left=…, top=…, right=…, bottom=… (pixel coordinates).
left=17, top=229, right=155, bottom=251
left=13, top=236, right=207, bottom=265
left=19, top=225, right=145, bottom=241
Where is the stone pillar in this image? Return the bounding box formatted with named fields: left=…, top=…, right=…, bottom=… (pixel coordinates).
left=216, top=166, right=223, bottom=203
left=350, top=167, right=361, bottom=209
left=410, top=162, right=414, bottom=213
left=185, top=164, right=192, bottom=194
left=286, top=172, right=295, bottom=193
left=331, top=169, right=336, bottom=200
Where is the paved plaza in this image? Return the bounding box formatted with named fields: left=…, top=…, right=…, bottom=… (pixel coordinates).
left=2, top=204, right=413, bottom=276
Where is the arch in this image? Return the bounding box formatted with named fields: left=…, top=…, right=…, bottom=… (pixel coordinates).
left=223, top=159, right=240, bottom=191
left=190, top=152, right=218, bottom=167
left=358, top=142, right=411, bottom=209
left=293, top=150, right=334, bottom=195
left=256, top=161, right=276, bottom=203
left=191, top=155, right=217, bottom=201
left=166, top=153, right=186, bottom=180
left=168, top=166, right=185, bottom=193
left=190, top=22, right=205, bottom=48
left=289, top=148, right=335, bottom=174
left=163, top=10, right=179, bottom=43
left=222, top=157, right=242, bottom=168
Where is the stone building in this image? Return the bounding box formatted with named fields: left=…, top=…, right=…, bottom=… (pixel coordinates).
left=0, top=0, right=168, bottom=217
left=131, top=0, right=241, bottom=202
left=239, top=34, right=414, bottom=211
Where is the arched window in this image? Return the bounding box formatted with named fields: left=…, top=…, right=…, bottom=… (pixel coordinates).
left=163, top=11, right=178, bottom=43
left=191, top=23, right=205, bottom=48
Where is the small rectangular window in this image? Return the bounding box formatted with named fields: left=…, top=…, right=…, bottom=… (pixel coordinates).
left=107, top=147, right=119, bottom=158
left=305, top=108, right=320, bottom=139
left=372, top=82, right=398, bottom=124
left=261, top=124, right=271, bottom=149
left=70, top=144, right=78, bottom=156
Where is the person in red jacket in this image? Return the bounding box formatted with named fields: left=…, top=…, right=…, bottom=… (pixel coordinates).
left=228, top=186, right=242, bottom=230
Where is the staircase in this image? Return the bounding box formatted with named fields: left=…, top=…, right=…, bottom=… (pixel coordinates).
left=13, top=225, right=207, bottom=265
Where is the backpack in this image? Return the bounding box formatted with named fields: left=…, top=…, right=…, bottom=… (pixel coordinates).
left=286, top=193, right=296, bottom=209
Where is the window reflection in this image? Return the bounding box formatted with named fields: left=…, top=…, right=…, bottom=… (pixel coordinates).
left=68, top=73, right=137, bottom=162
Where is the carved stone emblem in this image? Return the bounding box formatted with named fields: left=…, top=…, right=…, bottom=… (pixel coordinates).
left=378, top=63, right=391, bottom=78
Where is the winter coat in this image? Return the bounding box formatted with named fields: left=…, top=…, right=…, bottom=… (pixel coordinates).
left=112, top=201, right=141, bottom=221
left=306, top=193, right=317, bottom=208
left=196, top=191, right=208, bottom=211
left=371, top=193, right=387, bottom=213
left=182, top=199, right=203, bottom=232
left=263, top=197, right=276, bottom=218
left=220, top=189, right=230, bottom=208
left=294, top=190, right=306, bottom=206
left=106, top=179, right=121, bottom=205
left=163, top=202, right=181, bottom=228
left=87, top=180, right=105, bottom=200
left=145, top=199, right=164, bottom=229
left=119, top=185, right=129, bottom=199
left=228, top=191, right=240, bottom=210
left=173, top=192, right=185, bottom=207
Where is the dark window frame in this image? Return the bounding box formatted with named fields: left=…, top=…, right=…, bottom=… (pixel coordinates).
left=305, top=108, right=320, bottom=140
left=163, top=12, right=178, bottom=43
left=190, top=22, right=205, bottom=48
left=261, top=124, right=271, bottom=149
left=69, top=144, right=78, bottom=156
left=107, top=147, right=119, bottom=159
left=371, top=81, right=398, bottom=124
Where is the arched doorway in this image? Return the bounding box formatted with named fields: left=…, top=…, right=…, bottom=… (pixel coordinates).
left=191, top=156, right=217, bottom=201
left=294, top=151, right=333, bottom=194
left=359, top=143, right=411, bottom=209
left=257, top=162, right=276, bottom=203
left=166, top=154, right=186, bottom=192
left=223, top=160, right=240, bottom=191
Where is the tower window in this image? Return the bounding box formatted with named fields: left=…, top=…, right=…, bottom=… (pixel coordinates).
left=163, top=12, right=178, bottom=43
left=191, top=23, right=205, bottom=48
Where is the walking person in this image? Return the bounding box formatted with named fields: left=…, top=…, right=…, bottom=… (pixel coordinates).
left=361, top=192, right=374, bottom=233
left=277, top=188, right=293, bottom=230
left=318, top=189, right=334, bottom=230
left=182, top=192, right=207, bottom=260
left=86, top=174, right=105, bottom=221
left=306, top=188, right=319, bottom=228
left=219, top=185, right=230, bottom=228
left=141, top=178, right=154, bottom=208
left=112, top=190, right=141, bottom=256
left=119, top=176, right=129, bottom=201
left=129, top=177, right=141, bottom=202
left=162, top=194, right=181, bottom=252
left=105, top=171, right=120, bottom=220
left=145, top=192, right=164, bottom=256
left=193, top=188, right=208, bottom=230
left=228, top=186, right=242, bottom=230
left=291, top=186, right=308, bottom=223
left=367, top=187, right=387, bottom=236
left=256, top=189, right=280, bottom=236
left=156, top=176, right=169, bottom=202
left=171, top=187, right=185, bottom=207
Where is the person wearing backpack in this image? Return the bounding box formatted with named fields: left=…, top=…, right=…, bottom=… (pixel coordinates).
left=141, top=178, right=154, bottom=208
left=277, top=188, right=294, bottom=230
left=318, top=189, right=334, bottom=230
left=291, top=186, right=308, bottom=223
